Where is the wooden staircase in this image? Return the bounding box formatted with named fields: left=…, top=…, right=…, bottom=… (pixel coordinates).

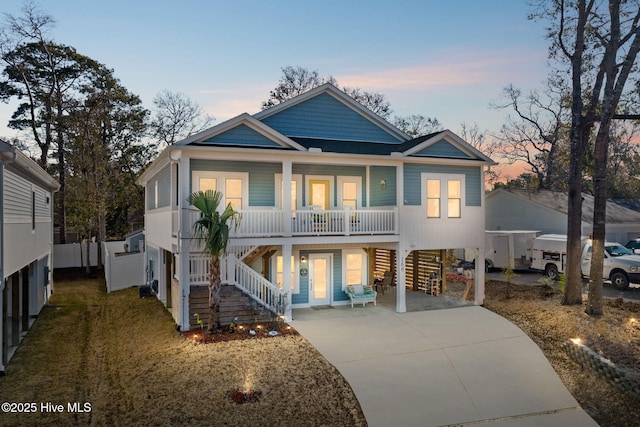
left=189, top=285, right=274, bottom=329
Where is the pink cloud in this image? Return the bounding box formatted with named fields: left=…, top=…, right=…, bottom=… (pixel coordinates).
left=337, top=50, right=546, bottom=92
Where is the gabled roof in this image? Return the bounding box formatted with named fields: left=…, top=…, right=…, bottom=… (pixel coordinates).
left=401, top=130, right=495, bottom=163
left=254, top=83, right=410, bottom=143
left=176, top=113, right=306, bottom=151
left=487, top=189, right=640, bottom=224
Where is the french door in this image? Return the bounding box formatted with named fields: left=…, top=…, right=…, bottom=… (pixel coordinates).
left=309, top=254, right=332, bottom=305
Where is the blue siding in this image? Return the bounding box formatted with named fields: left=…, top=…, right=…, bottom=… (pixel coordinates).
left=292, top=164, right=366, bottom=207
left=190, top=160, right=281, bottom=206
left=262, top=93, right=402, bottom=143
left=201, top=124, right=283, bottom=148
left=370, top=166, right=397, bottom=206
left=412, top=139, right=472, bottom=159
left=293, top=250, right=345, bottom=305
left=403, top=164, right=482, bottom=206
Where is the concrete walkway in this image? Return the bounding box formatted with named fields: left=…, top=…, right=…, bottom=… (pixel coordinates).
left=291, top=299, right=598, bottom=426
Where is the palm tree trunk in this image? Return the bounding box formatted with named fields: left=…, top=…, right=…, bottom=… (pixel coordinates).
left=208, top=256, right=221, bottom=332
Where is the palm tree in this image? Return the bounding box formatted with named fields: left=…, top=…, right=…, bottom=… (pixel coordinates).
left=187, top=190, right=240, bottom=332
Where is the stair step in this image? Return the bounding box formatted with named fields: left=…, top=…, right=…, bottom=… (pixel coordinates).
left=188, top=284, right=275, bottom=329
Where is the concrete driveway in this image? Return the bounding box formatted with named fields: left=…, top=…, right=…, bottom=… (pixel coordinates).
left=292, top=300, right=598, bottom=427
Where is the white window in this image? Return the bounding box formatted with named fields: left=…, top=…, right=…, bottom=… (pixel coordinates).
left=447, top=180, right=461, bottom=218
left=422, top=174, right=465, bottom=219
left=192, top=171, right=248, bottom=210
left=426, top=179, right=440, bottom=218
left=342, top=249, right=367, bottom=290
left=275, top=174, right=303, bottom=212
left=272, top=252, right=299, bottom=294
left=337, top=176, right=362, bottom=209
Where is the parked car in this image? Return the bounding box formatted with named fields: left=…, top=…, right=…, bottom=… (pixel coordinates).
left=625, top=238, right=640, bottom=254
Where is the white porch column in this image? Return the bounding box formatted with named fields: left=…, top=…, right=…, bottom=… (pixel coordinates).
left=282, top=243, right=293, bottom=322
left=178, top=155, right=192, bottom=331
left=475, top=249, right=485, bottom=305
left=395, top=244, right=407, bottom=313
left=282, top=160, right=292, bottom=237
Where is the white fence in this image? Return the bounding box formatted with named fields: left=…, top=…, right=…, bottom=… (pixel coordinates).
left=103, top=241, right=144, bottom=293
left=53, top=242, right=100, bottom=268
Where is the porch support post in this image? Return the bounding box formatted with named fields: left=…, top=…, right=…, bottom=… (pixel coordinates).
left=282, top=243, right=293, bottom=322
left=179, top=155, right=192, bottom=331
left=282, top=160, right=292, bottom=237
left=474, top=248, right=485, bottom=305
left=395, top=244, right=406, bottom=313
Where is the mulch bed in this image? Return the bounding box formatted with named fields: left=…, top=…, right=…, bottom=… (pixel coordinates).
left=182, top=322, right=299, bottom=344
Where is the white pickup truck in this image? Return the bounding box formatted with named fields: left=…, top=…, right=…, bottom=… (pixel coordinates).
left=531, top=234, right=640, bottom=290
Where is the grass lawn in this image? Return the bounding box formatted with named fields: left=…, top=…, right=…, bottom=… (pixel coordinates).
left=0, top=276, right=366, bottom=426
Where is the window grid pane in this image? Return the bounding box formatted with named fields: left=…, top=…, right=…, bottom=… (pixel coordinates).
left=447, top=180, right=461, bottom=218
left=427, top=179, right=441, bottom=218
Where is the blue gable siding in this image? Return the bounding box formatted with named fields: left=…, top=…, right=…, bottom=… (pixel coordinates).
left=262, top=93, right=401, bottom=143
left=403, top=164, right=482, bottom=206
left=190, top=159, right=281, bottom=206
left=370, top=166, right=397, bottom=206
left=292, top=164, right=366, bottom=207
left=412, top=139, right=472, bottom=159
left=201, top=124, right=283, bottom=148
left=293, top=250, right=344, bottom=305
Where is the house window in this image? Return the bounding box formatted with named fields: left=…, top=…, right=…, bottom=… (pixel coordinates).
left=154, top=180, right=159, bottom=209
left=423, top=174, right=465, bottom=219
left=199, top=178, right=217, bottom=192
left=192, top=171, right=248, bottom=210
left=225, top=178, right=243, bottom=210
left=342, top=182, right=357, bottom=209
left=342, top=249, right=367, bottom=290
left=275, top=174, right=302, bottom=212
left=337, top=176, right=362, bottom=209
left=447, top=180, right=461, bottom=218
left=32, top=191, right=36, bottom=230
left=426, top=179, right=441, bottom=218
left=273, top=253, right=299, bottom=294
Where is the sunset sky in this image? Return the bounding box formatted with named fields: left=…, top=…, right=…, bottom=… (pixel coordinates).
left=0, top=0, right=551, bottom=178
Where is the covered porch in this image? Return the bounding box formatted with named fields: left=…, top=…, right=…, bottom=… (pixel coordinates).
left=292, top=286, right=474, bottom=321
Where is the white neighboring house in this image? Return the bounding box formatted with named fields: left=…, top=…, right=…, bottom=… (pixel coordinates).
left=138, top=84, right=495, bottom=332
left=0, top=141, right=59, bottom=375
left=486, top=188, right=640, bottom=244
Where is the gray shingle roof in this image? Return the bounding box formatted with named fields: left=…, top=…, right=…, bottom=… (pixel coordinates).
left=494, top=189, right=640, bottom=224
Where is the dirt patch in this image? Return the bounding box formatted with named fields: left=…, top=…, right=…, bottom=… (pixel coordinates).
left=484, top=280, right=640, bottom=427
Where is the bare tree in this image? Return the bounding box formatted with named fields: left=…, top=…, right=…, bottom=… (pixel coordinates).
left=586, top=0, right=640, bottom=315
left=342, top=87, right=392, bottom=119
left=149, top=90, right=214, bottom=147
left=531, top=0, right=640, bottom=311
left=261, top=66, right=337, bottom=110
left=393, top=114, right=443, bottom=137
left=491, top=83, right=571, bottom=190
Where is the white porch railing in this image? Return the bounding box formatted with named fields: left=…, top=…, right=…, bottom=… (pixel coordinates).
left=188, top=253, right=287, bottom=318
left=183, top=207, right=397, bottom=238
left=228, top=255, right=287, bottom=316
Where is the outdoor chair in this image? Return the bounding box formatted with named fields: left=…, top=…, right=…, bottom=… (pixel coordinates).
left=346, top=284, right=377, bottom=308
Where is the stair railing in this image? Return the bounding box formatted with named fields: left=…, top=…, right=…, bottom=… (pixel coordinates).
left=224, top=254, right=288, bottom=317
